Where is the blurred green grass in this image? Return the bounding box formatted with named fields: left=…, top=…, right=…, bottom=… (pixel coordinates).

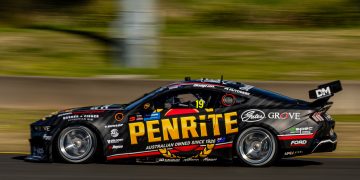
left=0, top=28, right=359, bottom=80
left=0, top=109, right=52, bottom=131
left=0, top=0, right=360, bottom=80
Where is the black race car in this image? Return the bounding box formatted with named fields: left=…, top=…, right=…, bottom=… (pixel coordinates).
left=26, top=78, right=342, bottom=166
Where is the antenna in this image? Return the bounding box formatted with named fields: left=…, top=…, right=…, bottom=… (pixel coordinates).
left=220, top=75, right=223, bottom=84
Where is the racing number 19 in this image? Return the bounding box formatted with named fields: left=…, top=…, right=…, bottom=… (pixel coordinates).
left=196, top=99, right=205, bottom=108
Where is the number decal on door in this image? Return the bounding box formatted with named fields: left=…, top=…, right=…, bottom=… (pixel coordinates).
left=196, top=99, right=205, bottom=108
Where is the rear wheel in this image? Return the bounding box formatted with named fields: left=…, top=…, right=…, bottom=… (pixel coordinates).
left=235, top=127, right=278, bottom=167
left=57, top=126, right=97, bottom=163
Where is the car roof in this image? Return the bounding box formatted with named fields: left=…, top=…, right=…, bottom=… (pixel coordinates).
left=166, top=78, right=245, bottom=89
left=164, top=78, right=301, bottom=105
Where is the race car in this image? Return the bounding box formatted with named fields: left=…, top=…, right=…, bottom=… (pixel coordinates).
left=25, top=77, right=342, bottom=166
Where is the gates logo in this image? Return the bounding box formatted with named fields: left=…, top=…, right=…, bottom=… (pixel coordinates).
left=241, top=109, right=265, bottom=122
left=315, top=87, right=331, bottom=98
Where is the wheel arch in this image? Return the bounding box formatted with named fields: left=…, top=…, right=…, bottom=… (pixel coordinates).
left=51, top=121, right=106, bottom=162
left=232, top=122, right=281, bottom=161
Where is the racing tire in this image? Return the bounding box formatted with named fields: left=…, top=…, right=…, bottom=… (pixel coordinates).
left=235, top=127, right=278, bottom=167
left=57, top=126, right=97, bottom=163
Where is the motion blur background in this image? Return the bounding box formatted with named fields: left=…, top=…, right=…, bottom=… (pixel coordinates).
left=0, top=0, right=359, bottom=157
left=0, top=0, right=360, bottom=79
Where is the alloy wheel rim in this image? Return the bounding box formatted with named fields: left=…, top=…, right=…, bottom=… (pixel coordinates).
left=59, top=127, right=93, bottom=161
left=239, top=129, right=274, bottom=165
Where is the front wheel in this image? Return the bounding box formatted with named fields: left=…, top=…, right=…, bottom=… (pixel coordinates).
left=235, top=127, right=278, bottom=167
left=57, top=126, right=97, bottom=163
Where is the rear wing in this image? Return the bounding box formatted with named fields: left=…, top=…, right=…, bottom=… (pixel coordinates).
left=309, top=80, right=342, bottom=99
left=309, top=80, right=342, bottom=108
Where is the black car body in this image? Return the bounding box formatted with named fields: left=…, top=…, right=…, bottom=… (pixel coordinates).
left=26, top=78, right=341, bottom=166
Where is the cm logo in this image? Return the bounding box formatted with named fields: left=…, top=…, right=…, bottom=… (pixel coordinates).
left=315, top=87, right=331, bottom=98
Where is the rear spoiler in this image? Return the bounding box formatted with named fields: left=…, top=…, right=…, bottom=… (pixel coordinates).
left=309, top=80, right=342, bottom=99
left=309, top=80, right=342, bottom=107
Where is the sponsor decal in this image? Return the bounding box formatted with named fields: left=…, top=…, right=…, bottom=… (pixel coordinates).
left=144, top=112, right=161, bottom=121
left=33, top=147, right=44, bottom=157
left=216, top=137, right=226, bottom=143
left=115, top=113, right=124, bottom=122
left=277, top=132, right=316, bottom=140
left=205, top=108, right=214, bottom=113
left=158, top=142, right=215, bottom=159
left=290, top=127, right=313, bottom=134
left=221, top=94, right=236, bottom=106
left=161, top=157, right=218, bottom=162
left=43, top=126, right=51, bottom=131
left=129, top=116, right=136, bottom=121
left=146, top=143, right=174, bottom=150
left=159, top=158, right=181, bottom=162
left=107, top=141, right=233, bottom=161
left=241, top=109, right=265, bottom=122
left=110, top=129, right=119, bottom=138
left=105, top=124, right=123, bottom=129
left=145, top=139, right=215, bottom=151
left=239, top=84, right=253, bottom=91
left=183, top=158, right=200, bottom=162
left=136, top=115, right=144, bottom=121
left=34, top=126, right=51, bottom=132
left=193, top=84, right=215, bottom=88
left=242, top=110, right=301, bottom=122
left=144, top=103, right=151, bottom=110
left=315, top=87, right=331, bottom=98
left=42, top=134, right=52, bottom=141
left=203, top=157, right=217, bottom=162
left=284, top=150, right=303, bottom=156
left=202, top=79, right=221, bottom=83
left=224, top=87, right=250, bottom=96
left=129, top=112, right=238, bottom=145
left=112, top=145, right=123, bottom=150
left=91, top=105, right=111, bottom=110
left=268, top=112, right=301, bottom=120
left=290, top=140, right=307, bottom=147
left=62, top=114, right=99, bottom=121
left=107, top=139, right=124, bottom=144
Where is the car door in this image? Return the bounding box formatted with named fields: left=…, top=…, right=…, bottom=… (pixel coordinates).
left=149, top=88, right=224, bottom=159
left=213, top=90, right=248, bottom=140
left=125, top=87, right=234, bottom=159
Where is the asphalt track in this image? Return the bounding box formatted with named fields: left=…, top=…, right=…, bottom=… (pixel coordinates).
left=0, top=155, right=359, bottom=180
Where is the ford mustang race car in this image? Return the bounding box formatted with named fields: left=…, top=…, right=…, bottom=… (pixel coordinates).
left=25, top=78, right=342, bottom=166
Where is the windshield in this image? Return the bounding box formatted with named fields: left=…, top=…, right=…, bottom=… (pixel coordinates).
left=125, top=87, right=166, bottom=110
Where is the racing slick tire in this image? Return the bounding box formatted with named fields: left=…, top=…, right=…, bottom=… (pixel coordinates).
left=57, top=126, right=97, bottom=163
left=235, top=127, right=278, bottom=167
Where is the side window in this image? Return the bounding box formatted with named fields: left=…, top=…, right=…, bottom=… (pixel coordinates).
left=152, top=89, right=222, bottom=109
